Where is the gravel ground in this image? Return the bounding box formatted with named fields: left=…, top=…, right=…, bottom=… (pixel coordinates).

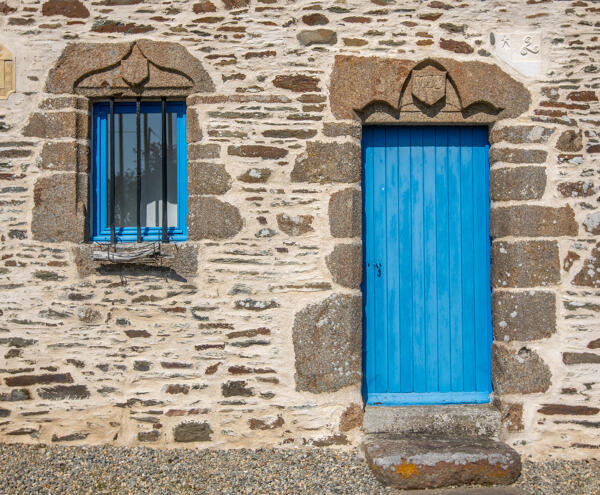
left=0, top=444, right=597, bottom=495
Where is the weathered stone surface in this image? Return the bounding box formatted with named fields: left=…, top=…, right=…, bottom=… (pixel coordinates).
left=494, top=400, right=524, bottom=432
left=248, top=415, right=284, bottom=430
left=37, top=385, right=90, bottom=400
left=188, top=196, right=243, bottom=240
left=562, top=352, right=600, bottom=365
left=573, top=243, right=600, bottom=288
left=39, top=141, right=89, bottom=172
left=363, top=437, right=521, bottom=490
left=340, top=403, right=363, bottom=432
left=52, top=432, right=89, bottom=442
left=558, top=181, right=596, bottom=198
left=491, top=241, right=560, bottom=288
left=42, top=0, right=89, bottom=18
left=490, top=167, right=546, bottom=201
left=492, top=344, right=551, bottom=394
left=538, top=404, right=600, bottom=416
left=262, top=129, right=316, bottom=139
left=138, top=430, right=160, bottom=442
left=193, top=1, right=216, bottom=13
left=583, top=212, right=600, bottom=235
left=490, top=205, right=578, bottom=238
left=490, top=125, right=554, bottom=145
left=297, top=29, right=337, bottom=46
left=492, top=291, right=556, bottom=341
left=489, top=148, right=547, bottom=164
left=188, top=143, right=220, bottom=160
left=189, top=162, right=232, bottom=195
left=293, top=294, right=362, bottom=393
left=291, top=142, right=360, bottom=183
left=330, top=56, right=530, bottom=121
left=5, top=373, right=73, bottom=387
left=46, top=40, right=215, bottom=95
left=91, top=21, right=154, bottom=34
left=329, top=187, right=361, bottom=238
left=173, top=421, right=212, bottom=442
left=0, top=389, right=31, bottom=401
left=237, top=168, right=271, bottom=183
left=322, top=122, right=361, bottom=139
left=221, top=380, right=253, bottom=397
left=276, top=213, right=314, bottom=236
left=273, top=75, right=319, bottom=92
left=32, top=173, right=88, bottom=243
left=363, top=405, right=501, bottom=438
left=186, top=107, right=203, bottom=142
left=223, top=0, right=249, bottom=9
left=228, top=145, right=288, bottom=159
left=440, top=38, right=474, bottom=54
left=302, top=13, right=329, bottom=25
left=556, top=129, right=583, bottom=152
left=23, top=111, right=87, bottom=139
left=326, top=243, right=362, bottom=289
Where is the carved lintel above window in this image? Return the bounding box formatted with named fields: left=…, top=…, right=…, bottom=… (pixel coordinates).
left=46, top=39, right=214, bottom=97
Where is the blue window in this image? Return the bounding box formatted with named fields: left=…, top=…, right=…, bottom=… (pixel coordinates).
left=91, top=101, right=187, bottom=242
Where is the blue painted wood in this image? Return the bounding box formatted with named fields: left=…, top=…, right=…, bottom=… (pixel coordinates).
left=92, top=101, right=187, bottom=242
left=363, top=125, right=491, bottom=406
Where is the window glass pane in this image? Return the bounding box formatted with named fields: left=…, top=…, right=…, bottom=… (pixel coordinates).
left=108, top=112, right=138, bottom=228
left=141, top=110, right=178, bottom=228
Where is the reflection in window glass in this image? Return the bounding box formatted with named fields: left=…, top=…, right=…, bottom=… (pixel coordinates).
left=108, top=110, right=178, bottom=228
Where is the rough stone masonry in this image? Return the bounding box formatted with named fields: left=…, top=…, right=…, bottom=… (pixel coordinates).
left=0, top=0, right=598, bottom=463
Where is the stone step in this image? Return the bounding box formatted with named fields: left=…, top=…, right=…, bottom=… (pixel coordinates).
left=363, top=436, right=521, bottom=491
left=363, top=404, right=501, bottom=438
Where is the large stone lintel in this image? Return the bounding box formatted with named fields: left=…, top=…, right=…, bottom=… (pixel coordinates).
left=330, top=56, right=530, bottom=123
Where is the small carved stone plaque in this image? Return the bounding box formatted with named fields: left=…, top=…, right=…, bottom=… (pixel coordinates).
left=411, top=66, right=447, bottom=106
left=0, top=44, right=15, bottom=100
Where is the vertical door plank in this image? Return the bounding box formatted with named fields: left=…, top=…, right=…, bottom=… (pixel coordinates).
left=373, top=127, right=389, bottom=393
left=447, top=127, right=464, bottom=392
left=410, top=127, right=426, bottom=393
left=397, top=127, right=414, bottom=393
left=385, top=127, right=401, bottom=393
left=435, top=127, right=452, bottom=393
left=460, top=127, right=477, bottom=392
left=423, top=127, right=439, bottom=392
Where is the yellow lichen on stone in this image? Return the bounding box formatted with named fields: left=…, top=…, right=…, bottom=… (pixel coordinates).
left=394, top=460, right=420, bottom=479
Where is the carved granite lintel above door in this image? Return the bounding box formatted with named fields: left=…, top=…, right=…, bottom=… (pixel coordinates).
left=330, top=56, right=530, bottom=124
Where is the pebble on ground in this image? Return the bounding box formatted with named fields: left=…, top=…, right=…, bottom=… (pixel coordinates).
left=0, top=444, right=597, bottom=495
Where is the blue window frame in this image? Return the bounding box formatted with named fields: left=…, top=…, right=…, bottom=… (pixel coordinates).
left=91, top=101, right=187, bottom=242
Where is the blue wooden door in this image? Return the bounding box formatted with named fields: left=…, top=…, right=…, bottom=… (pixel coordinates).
left=363, top=126, right=492, bottom=406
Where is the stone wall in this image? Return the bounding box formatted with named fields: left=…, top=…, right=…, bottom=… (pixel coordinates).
left=0, top=0, right=598, bottom=461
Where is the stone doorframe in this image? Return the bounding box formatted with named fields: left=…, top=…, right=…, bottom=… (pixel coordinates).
left=325, top=55, right=554, bottom=425
left=24, top=40, right=245, bottom=279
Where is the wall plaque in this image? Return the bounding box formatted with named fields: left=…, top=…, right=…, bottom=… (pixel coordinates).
left=411, top=66, right=447, bottom=106
left=495, top=32, right=542, bottom=78
left=0, top=44, right=15, bottom=100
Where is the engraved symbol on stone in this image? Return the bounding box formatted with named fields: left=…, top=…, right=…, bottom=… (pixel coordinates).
left=501, top=35, right=510, bottom=48
left=520, top=35, right=540, bottom=56
left=0, top=44, right=15, bottom=100
left=411, top=66, right=447, bottom=107
left=119, top=44, right=149, bottom=86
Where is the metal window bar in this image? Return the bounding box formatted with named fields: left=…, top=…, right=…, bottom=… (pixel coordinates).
left=136, top=98, right=142, bottom=243
left=161, top=97, right=168, bottom=243
left=109, top=98, right=116, bottom=244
